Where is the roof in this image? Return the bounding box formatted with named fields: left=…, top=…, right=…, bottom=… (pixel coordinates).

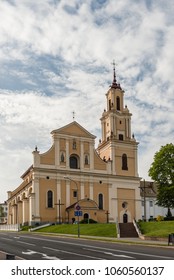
left=140, top=181, right=157, bottom=197
left=51, top=121, right=96, bottom=139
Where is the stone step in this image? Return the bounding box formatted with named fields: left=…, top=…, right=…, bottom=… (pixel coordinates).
left=119, top=222, right=139, bottom=238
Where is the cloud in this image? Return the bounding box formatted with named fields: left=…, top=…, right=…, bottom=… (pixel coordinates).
left=0, top=0, right=174, bottom=201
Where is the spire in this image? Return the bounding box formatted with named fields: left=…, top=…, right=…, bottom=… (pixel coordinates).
left=112, top=60, right=117, bottom=84
left=110, top=60, right=122, bottom=89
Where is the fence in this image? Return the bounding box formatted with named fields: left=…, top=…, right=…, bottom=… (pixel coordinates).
left=0, top=224, right=20, bottom=231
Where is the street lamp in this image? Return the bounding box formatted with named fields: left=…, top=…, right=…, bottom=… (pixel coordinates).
left=139, top=179, right=147, bottom=221
left=64, top=176, right=80, bottom=237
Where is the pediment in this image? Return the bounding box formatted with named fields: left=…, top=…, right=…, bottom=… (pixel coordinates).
left=51, top=121, right=96, bottom=139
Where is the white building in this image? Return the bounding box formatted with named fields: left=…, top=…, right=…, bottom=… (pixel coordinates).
left=140, top=181, right=174, bottom=220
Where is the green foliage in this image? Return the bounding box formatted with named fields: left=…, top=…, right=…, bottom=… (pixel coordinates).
left=164, top=216, right=174, bottom=221
left=21, top=225, right=33, bottom=231
left=36, top=223, right=117, bottom=237
left=138, top=221, right=174, bottom=237
left=148, top=143, right=174, bottom=210
left=0, top=206, right=4, bottom=217
left=156, top=215, right=164, bottom=222
left=80, top=218, right=97, bottom=224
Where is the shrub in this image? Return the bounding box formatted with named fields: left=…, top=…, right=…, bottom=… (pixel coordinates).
left=164, top=216, right=174, bottom=221
left=156, top=215, right=164, bottom=221
left=80, top=218, right=97, bottom=224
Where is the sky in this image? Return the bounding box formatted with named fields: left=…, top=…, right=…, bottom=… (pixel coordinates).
left=0, top=0, right=174, bottom=202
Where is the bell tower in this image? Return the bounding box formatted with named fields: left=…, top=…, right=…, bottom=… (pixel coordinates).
left=97, top=62, right=139, bottom=177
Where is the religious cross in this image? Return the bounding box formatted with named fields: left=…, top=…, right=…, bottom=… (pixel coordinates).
left=72, top=111, right=75, bottom=120
left=55, top=199, right=64, bottom=224
left=105, top=210, right=110, bottom=223
left=111, top=59, right=116, bottom=69
left=111, top=59, right=117, bottom=83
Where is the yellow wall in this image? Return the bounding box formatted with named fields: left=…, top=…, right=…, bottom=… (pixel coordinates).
left=39, top=178, right=57, bottom=222
left=117, top=188, right=135, bottom=221
left=40, top=145, right=55, bottom=165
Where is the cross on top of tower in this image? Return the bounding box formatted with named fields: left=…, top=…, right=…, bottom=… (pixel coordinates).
left=110, top=59, right=122, bottom=90
left=112, top=60, right=117, bottom=84
left=72, top=111, right=75, bottom=120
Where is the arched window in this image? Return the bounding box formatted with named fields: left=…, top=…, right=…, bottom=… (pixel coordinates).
left=116, top=96, right=120, bottom=110
left=119, top=134, right=123, bottom=141
left=109, top=99, right=112, bottom=110
left=69, top=155, right=79, bottom=169
left=98, top=193, right=103, bottom=210
left=47, top=190, right=53, bottom=208
left=122, top=154, right=128, bottom=170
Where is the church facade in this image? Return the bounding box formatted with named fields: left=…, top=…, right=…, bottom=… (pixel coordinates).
left=7, top=67, right=141, bottom=225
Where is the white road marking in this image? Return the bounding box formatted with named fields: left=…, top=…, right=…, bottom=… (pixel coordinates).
left=104, top=252, right=134, bottom=259
left=22, top=249, right=60, bottom=259
left=22, top=250, right=37, bottom=255
left=0, top=237, right=12, bottom=241
left=21, top=235, right=173, bottom=259
left=43, top=246, right=104, bottom=260
left=84, top=248, right=135, bottom=259
left=17, top=241, right=35, bottom=246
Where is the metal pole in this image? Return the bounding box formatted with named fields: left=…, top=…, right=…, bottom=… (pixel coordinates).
left=144, top=179, right=146, bottom=221
left=64, top=176, right=80, bottom=237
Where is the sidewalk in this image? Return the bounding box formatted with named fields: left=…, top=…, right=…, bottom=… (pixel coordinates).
left=80, top=235, right=173, bottom=246
left=0, top=251, right=23, bottom=260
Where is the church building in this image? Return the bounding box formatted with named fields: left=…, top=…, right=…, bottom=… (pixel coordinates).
left=7, top=65, right=141, bottom=226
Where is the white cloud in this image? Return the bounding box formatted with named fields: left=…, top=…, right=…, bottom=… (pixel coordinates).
left=0, top=0, right=174, bottom=201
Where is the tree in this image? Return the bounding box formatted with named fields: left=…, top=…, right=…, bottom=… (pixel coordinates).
left=0, top=206, right=4, bottom=221
left=148, top=143, right=174, bottom=215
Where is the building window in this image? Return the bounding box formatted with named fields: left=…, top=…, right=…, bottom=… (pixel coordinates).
left=47, top=190, right=53, bottom=208
left=122, top=201, right=128, bottom=208
left=99, top=193, right=103, bottom=210
left=109, top=99, right=111, bottom=110
left=119, top=134, right=123, bottom=140
left=73, top=190, right=77, bottom=198
left=122, top=154, right=128, bottom=170
left=149, top=201, right=153, bottom=207
left=69, top=155, right=79, bottom=169
left=116, top=96, right=120, bottom=110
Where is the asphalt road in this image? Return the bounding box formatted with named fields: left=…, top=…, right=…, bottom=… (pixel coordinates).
left=0, top=232, right=173, bottom=260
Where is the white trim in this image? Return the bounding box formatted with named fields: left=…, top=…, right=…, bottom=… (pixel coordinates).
left=89, top=181, right=93, bottom=200
left=80, top=141, right=84, bottom=170
left=80, top=182, right=84, bottom=199
left=90, top=142, right=94, bottom=170
left=66, top=140, right=69, bottom=168
left=55, top=139, right=60, bottom=167
left=66, top=181, right=70, bottom=207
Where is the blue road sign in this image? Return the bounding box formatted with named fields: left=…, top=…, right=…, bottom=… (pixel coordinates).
left=74, top=211, right=83, bottom=216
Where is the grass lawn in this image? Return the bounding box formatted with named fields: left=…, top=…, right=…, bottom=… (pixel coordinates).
left=138, top=221, right=174, bottom=238
left=36, top=223, right=117, bottom=238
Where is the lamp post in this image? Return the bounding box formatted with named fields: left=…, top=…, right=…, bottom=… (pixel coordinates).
left=64, top=176, right=80, bottom=237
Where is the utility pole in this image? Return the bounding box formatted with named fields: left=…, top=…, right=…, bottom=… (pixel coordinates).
left=143, top=179, right=146, bottom=221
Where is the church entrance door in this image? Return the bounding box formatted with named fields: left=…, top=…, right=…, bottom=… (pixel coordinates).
left=123, top=213, right=128, bottom=223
